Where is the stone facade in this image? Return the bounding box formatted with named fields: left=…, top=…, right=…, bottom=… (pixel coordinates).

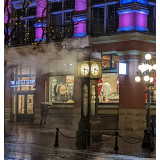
left=118, top=109, right=146, bottom=138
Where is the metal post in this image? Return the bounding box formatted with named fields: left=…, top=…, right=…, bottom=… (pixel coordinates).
left=114, top=131, right=119, bottom=151
left=147, top=88, right=151, bottom=129
left=84, top=129, right=89, bottom=149
left=54, top=128, right=59, bottom=147
left=142, top=87, right=154, bottom=150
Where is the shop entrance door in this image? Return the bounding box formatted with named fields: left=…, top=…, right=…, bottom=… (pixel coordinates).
left=17, top=94, right=34, bottom=122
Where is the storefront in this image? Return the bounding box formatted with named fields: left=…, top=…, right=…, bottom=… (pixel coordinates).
left=11, top=65, right=36, bottom=122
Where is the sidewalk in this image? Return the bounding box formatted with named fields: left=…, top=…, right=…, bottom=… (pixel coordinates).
left=4, top=122, right=156, bottom=159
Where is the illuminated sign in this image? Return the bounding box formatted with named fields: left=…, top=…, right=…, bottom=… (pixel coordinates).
left=120, top=0, right=147, bottom=5
left=118, top=63, right=128, bottom=75
left=10, top=79, right=36, bottom=87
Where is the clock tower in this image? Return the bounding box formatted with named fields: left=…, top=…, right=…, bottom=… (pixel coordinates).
left=76, top=52, right=102, bottom=148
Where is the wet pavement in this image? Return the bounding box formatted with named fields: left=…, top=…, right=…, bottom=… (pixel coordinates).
left=4, top=122, right=156, bottom=159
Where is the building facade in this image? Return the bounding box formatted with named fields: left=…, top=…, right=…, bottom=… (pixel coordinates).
left=4, top=0, right=156, bottom=137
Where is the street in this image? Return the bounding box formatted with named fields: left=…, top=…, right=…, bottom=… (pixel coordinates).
left=4, top=122, right=156, bottom=160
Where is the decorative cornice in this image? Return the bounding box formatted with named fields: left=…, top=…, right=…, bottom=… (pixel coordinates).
left=90, top=32, right=156, bottom=44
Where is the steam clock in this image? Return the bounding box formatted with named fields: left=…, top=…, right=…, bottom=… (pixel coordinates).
left=76, top=52, right=102, bottom=148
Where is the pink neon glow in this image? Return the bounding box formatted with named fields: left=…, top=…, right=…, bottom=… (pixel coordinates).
left=119, top=12, right=147, bottom=29
left=75, top=0, right=87, bottom=11
left=4, top=0, right=12, bottom=24
left=74, top=21, right=86, bottom=34
left=119, top=13, right=134, bottom=28
left=36, top=0, right=47, bottom=18
left=135, top=12, right=147, bottom=28
left=35, top=28, right=46, bottom=40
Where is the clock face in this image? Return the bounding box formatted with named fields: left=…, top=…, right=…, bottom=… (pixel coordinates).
left=80, top=63, right=89, bottom=76
left=91, top=63, right=99, bottom=76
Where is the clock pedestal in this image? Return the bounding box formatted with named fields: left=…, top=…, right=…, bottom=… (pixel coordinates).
left=76, top=78, right=102, bottom=148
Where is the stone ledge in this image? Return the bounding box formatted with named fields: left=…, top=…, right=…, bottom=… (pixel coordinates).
left=119, top=109, right=146, bottom=115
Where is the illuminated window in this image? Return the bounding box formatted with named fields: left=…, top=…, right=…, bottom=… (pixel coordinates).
left=98, top=73, right=119, bottom=103
left=49, top=76, right=74, bottom=103
left=102, top=54, right=119, bottom=69
left=102, top=55, right=110, bottom=69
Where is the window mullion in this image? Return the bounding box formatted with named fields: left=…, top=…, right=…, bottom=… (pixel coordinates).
left=104, top=4, right=107, bottom=35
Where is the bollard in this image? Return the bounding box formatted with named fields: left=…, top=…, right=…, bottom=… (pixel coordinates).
left=84, top=129, right=89, bottom=149
left=54, top=128, right=59, bottom=147
left=114, top=131, right=119, bottom=151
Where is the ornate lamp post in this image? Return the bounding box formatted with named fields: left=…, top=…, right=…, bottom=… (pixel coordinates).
left=135, top=53, right=156, bottom=150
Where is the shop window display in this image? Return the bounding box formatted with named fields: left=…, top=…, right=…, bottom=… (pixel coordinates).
left=98, top=73, right=119, bottom=103
left=49, top=75, right=74, bottom=103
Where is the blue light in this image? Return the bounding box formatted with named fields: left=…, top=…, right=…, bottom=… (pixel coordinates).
left=120, top=0, right=147, bottom=5
left=5, top=28, right=11, bottom=32
left=10, top=79, right=36, bottom=88
left=93, top=4, right=104, bottom=8
left=135, top=26, right=148, bottom=31
left=118, top=10, right=149, bottom=15
left=136, top=0, right=147, bottom=5
left=34, top=23, right=47, bottom=28
left=12, top=1, right=37, bottom=9
left=117, top=26, right=148, bottom=32
left=72, top=16, right=87, bottom=22
left=34, top=37, right=46, bottom=42
left=120, top=0, right=134, bottom=5
left=117, top=26, right=134, bottom=32
left=74, top=32, right=86, bottom=37
left=11, top=85, right=35, bottom=87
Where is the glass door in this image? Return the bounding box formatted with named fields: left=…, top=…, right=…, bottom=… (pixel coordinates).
left=17, top=94, right=34, bottom=122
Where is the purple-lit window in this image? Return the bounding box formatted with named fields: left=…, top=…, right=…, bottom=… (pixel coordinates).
left=91, top=7, right=104, bottom=36
left=106, top=4, right=119, bottom=34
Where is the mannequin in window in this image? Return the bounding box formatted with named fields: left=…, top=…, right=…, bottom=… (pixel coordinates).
left=102, top=80, right=111, bottom=102
left=102, top=80, right=111, bottom=97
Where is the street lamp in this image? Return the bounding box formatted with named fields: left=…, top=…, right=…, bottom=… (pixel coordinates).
left=135, top=53, right=156, bottom=150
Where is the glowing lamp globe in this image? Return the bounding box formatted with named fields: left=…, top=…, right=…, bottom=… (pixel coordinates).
left=144, top=75, right=150, bottom=82
left=148, top=65, right=153, bottom=71
left=153, top=64, right=156, bottom=70
left=150, top=77, right=153, bottom=83
left=135, top=76, right=141, bottom=82
left=145, top=54, right=151, bottom=60
left=138, top=64, right=142, bottom=71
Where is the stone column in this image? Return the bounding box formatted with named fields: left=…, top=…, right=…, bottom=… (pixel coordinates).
left=34, top=0, right=47, bottom=42
left=118, top=55, right=146, bottom=138
left=73, top=0, right=87, bottom=37
left=4, top=69, right=12, bottom=122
